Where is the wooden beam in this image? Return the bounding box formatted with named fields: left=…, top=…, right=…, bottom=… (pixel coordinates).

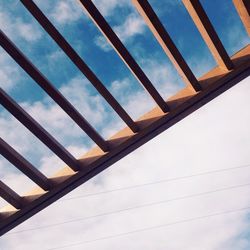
left=78, top=0, right=169, bottom=113
left=132, top=0, right=201, bottom=92
left=0, top=181, right=22, bottom=209
left=233, top=0, right=250, bottom=36
left=20, top=0, right=138, bottom=133
left=0, top=30, right=109, bottom=152
left=0, top=139, right=51, bottom=191
left=0, top=89, right=80, bottom=172
left=182, top=0, right=234, bottom=70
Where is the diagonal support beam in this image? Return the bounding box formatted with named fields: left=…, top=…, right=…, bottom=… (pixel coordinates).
left=0, top=30, right=109, bottom=152
left=0, top=138, right=51, bottom=191
left=233, top=0, right=250, bottom=36
left=20, top=0, right=138, bottom=133
left=0, top=181, right=23, bottom=209
left=78, top=0, right=169, bottom=113
left=132, top=0, right=201, bottom=92
left=0, top=89, right=80, bottom=172
left=182, top=0, right=234, bottom=70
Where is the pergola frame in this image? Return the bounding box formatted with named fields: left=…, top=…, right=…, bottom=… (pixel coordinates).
left=0, top=0, right=249, bottom=236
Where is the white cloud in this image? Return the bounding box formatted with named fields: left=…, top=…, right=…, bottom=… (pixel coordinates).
left=0, top=6, right=43, bottom=90
left=95, top=13, right=146, bottom=51
left=114, top=13, right=146, bottom=43
left=140, top=58, right=183, bottom=97
left=46, top=49, right=64, bottom=61
left=59, top=76, right=107, bottom=126
left=50, top=0, right=83, bottom=25
left=92, top=0, right=130, bottom=17
left=110, top=78, right=132, bottom=96
left=94, top=36, right=113, bottom=52
left=0, top=11, right=42, bottom=42
left=123, top=89, right=155, bottom=119
left=0, top=49, right=21, bottom=91
left=15, top=18, right=43, bottom=42
left=108, top=76, right=155, bottom=120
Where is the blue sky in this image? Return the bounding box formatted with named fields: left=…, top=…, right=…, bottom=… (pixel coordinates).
left=0, top=0, right=250, bottom=249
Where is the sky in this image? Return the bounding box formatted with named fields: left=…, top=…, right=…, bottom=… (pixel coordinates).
left=0, top=0, right=250, bottom=249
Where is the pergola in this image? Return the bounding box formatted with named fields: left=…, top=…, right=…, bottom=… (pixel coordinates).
left=0, top=0, right=249, bottom=236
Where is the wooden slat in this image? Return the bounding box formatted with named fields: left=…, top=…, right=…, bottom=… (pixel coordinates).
left=20, top=0, right=138, bottom=133
left=0, top=30, right=109, bottom=152
left=182, top=0, right=234, bottom=70
left=0, top=138, right=51, bottom=191
left=78, top=0, right=169, bottom=113
left=0, top=181, right=22, bottom=209
left=132, top=0, right=201, bottom=92
left=233, top=0, right=250, bottom=36
left=0, top=88, right=80, bottom=172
